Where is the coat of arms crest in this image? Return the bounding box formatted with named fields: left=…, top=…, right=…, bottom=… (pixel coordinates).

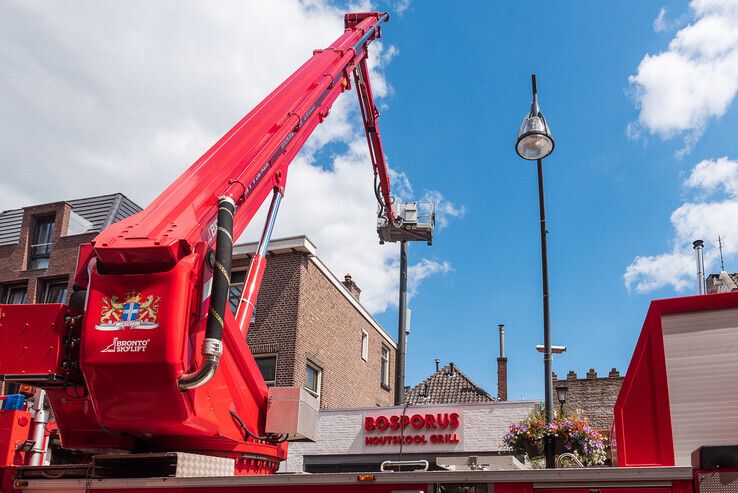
left=96, top=290, right=161, bottom=330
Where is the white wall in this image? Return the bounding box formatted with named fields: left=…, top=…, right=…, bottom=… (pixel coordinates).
left=663, top=308, right=738, bottom=466
left=281, top=400, right=536, bottom=472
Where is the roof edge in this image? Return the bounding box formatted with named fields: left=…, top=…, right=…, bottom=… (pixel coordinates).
left=1, top=192, right=140, bottom=215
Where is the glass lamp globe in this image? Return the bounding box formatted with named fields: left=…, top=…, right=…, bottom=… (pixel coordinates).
left=516, top=112, right=554, bottom=160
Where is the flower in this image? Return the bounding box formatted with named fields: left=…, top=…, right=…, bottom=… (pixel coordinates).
left=503, top=409, right=607, bottom=466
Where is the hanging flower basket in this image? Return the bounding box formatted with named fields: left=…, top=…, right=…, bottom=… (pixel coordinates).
left=503, top=410, right=607, bottom=465
left=521, top=437, right=566, bottom=459
left=522, top=439, right=544, bottom=459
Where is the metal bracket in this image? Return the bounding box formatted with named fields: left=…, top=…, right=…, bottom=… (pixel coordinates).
left=17, top=440, right=35, bottom=453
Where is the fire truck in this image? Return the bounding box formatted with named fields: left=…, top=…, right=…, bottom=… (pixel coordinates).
left=1, top=10, right=738, bottom=493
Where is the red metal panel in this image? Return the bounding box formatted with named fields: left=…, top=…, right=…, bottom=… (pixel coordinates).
left=499, top=482, right=534, bottom=493
left=613, top=305, right=674, bottom=466
left=81, top=256, right=198, bottom=435
left=0, top=304, right=68, bottom=378
left=73, top=251, right=286, bottom=468
left=537, top=489, right=672, bottom=493
left=613, top=291, right=738, bottom=467
left=0, top=411, right=31, bottom=466
left=673, top=479, right=694, bottom=493
left=90, top=485, right=428, bottom=493
left=45, top=388, right=134, bottom=450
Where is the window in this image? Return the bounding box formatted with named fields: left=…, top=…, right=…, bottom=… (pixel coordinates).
left=255, top=355, right=277, bottom=387
left=66, top=211, right=93, bottom=235
left=361, top=330, right=368, bottom=362
left=40, top=279, right=68, bottom=304
left=228, top=270, right=256, bottom=323
left=28, top=217, right=55, bottom=270
left=380, top=345, right=390, bottom=389
left=228, top=270, right=246, bottom=313
left=2, top=284, right=27, bottom=304
left=305, top=361, right=322, bottom=397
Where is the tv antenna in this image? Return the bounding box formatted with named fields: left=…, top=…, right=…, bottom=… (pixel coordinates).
left=719, top=235, right=726, bottom=272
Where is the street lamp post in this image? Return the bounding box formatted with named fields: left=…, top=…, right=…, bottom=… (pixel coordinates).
left=516, top=73, right=556, bottom=468
left=556, top=385, right=568, bottom=414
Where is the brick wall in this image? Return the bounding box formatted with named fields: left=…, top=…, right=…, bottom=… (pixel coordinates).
left=0, top=202, right=95, bottom=304
left=497, top=357, right=507, bottom=401
left=553, top=368, right=624, bottom=431
left=236, top=244, right=397, bottom=409
left=242, top=253, right=302, bottom=387
left=294, top=258, right=395, bottom=408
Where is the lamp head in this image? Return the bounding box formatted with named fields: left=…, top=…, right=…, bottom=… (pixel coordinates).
left=516, top=101, right=554, bottom=160
left=516, top=76, right=555, bottom=160
left=556, top=385, right=568, bottom=405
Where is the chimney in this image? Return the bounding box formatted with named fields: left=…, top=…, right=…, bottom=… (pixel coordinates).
left=586, top=368, right=597, bottom=379
left=608, top=367, right=620, bottom=378
left=342, top=274, right=361, bottom=301
left=435, top=358, right=440, bottom=372
left=693, top=240, right=705, bottom=295
left=448, top=362, right=456, bottom=376
left=497, top=324, right=508, bottom=401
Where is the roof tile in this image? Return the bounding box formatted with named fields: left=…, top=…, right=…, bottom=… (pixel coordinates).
left=0, top=193, right=142, bottom=246
left=405, top=363, right=495, bottom=405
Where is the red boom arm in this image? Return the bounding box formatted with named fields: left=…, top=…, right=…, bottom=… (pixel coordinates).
left=0, top=12, right=397, bottom=475
left=90, top=12, right=394, bottom=273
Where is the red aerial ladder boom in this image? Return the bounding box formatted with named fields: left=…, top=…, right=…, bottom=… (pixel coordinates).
left=91, top=11, right=394, bottom=272
left=0, top=12, right=402, bottom=475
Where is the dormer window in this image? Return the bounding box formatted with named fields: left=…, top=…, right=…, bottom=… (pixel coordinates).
left=28, top=217, right=54, bottom=270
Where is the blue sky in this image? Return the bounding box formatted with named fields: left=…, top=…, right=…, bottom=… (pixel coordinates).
left=367, top=0, right=738, bottom=399
left=3, top=1, right=738, bottom=402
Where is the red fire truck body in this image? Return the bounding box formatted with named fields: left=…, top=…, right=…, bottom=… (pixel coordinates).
left=1, top=10, right=738, bottom=493
left=8, top=290, right=738, bottom=492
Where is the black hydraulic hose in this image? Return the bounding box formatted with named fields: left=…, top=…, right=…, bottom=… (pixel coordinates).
left=374, top=172, right=385, bottom=217
left=178, top=196, right=235, bottom=390
left=205, top=197, right=235, bottom=342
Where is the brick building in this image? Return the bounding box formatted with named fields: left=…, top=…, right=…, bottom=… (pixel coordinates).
left=0, top=195, right=396, bottom=409
left=706, top=271, right=738, bottom=293
left=0, top=193, right=142, bottom=395
left=552, top=368, right=624, bottom=431
left=230, top=236, right=397, bottom=409
left=0, top=193, right=141, bottom=306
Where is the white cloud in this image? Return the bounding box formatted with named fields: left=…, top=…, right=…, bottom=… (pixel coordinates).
left=654, top=7, right=670, bottom=31
left=0, top=0, right=461, bottom=314
left=421, top=190, right=467, bottom=229
left=685, top=156, right=738, bottom=194
left=408, top=259, right=452, bottom=296
left=624, top=252, right=694, bottom=293
left=629, top=0, right=738, bottom=155
left=625, top=156, right=738, bottom=292
left=653, top=7, right=691, bottom=32
left=0, top=0, right=344, bottom=208
left=393, top=0, right=411, bottom=15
